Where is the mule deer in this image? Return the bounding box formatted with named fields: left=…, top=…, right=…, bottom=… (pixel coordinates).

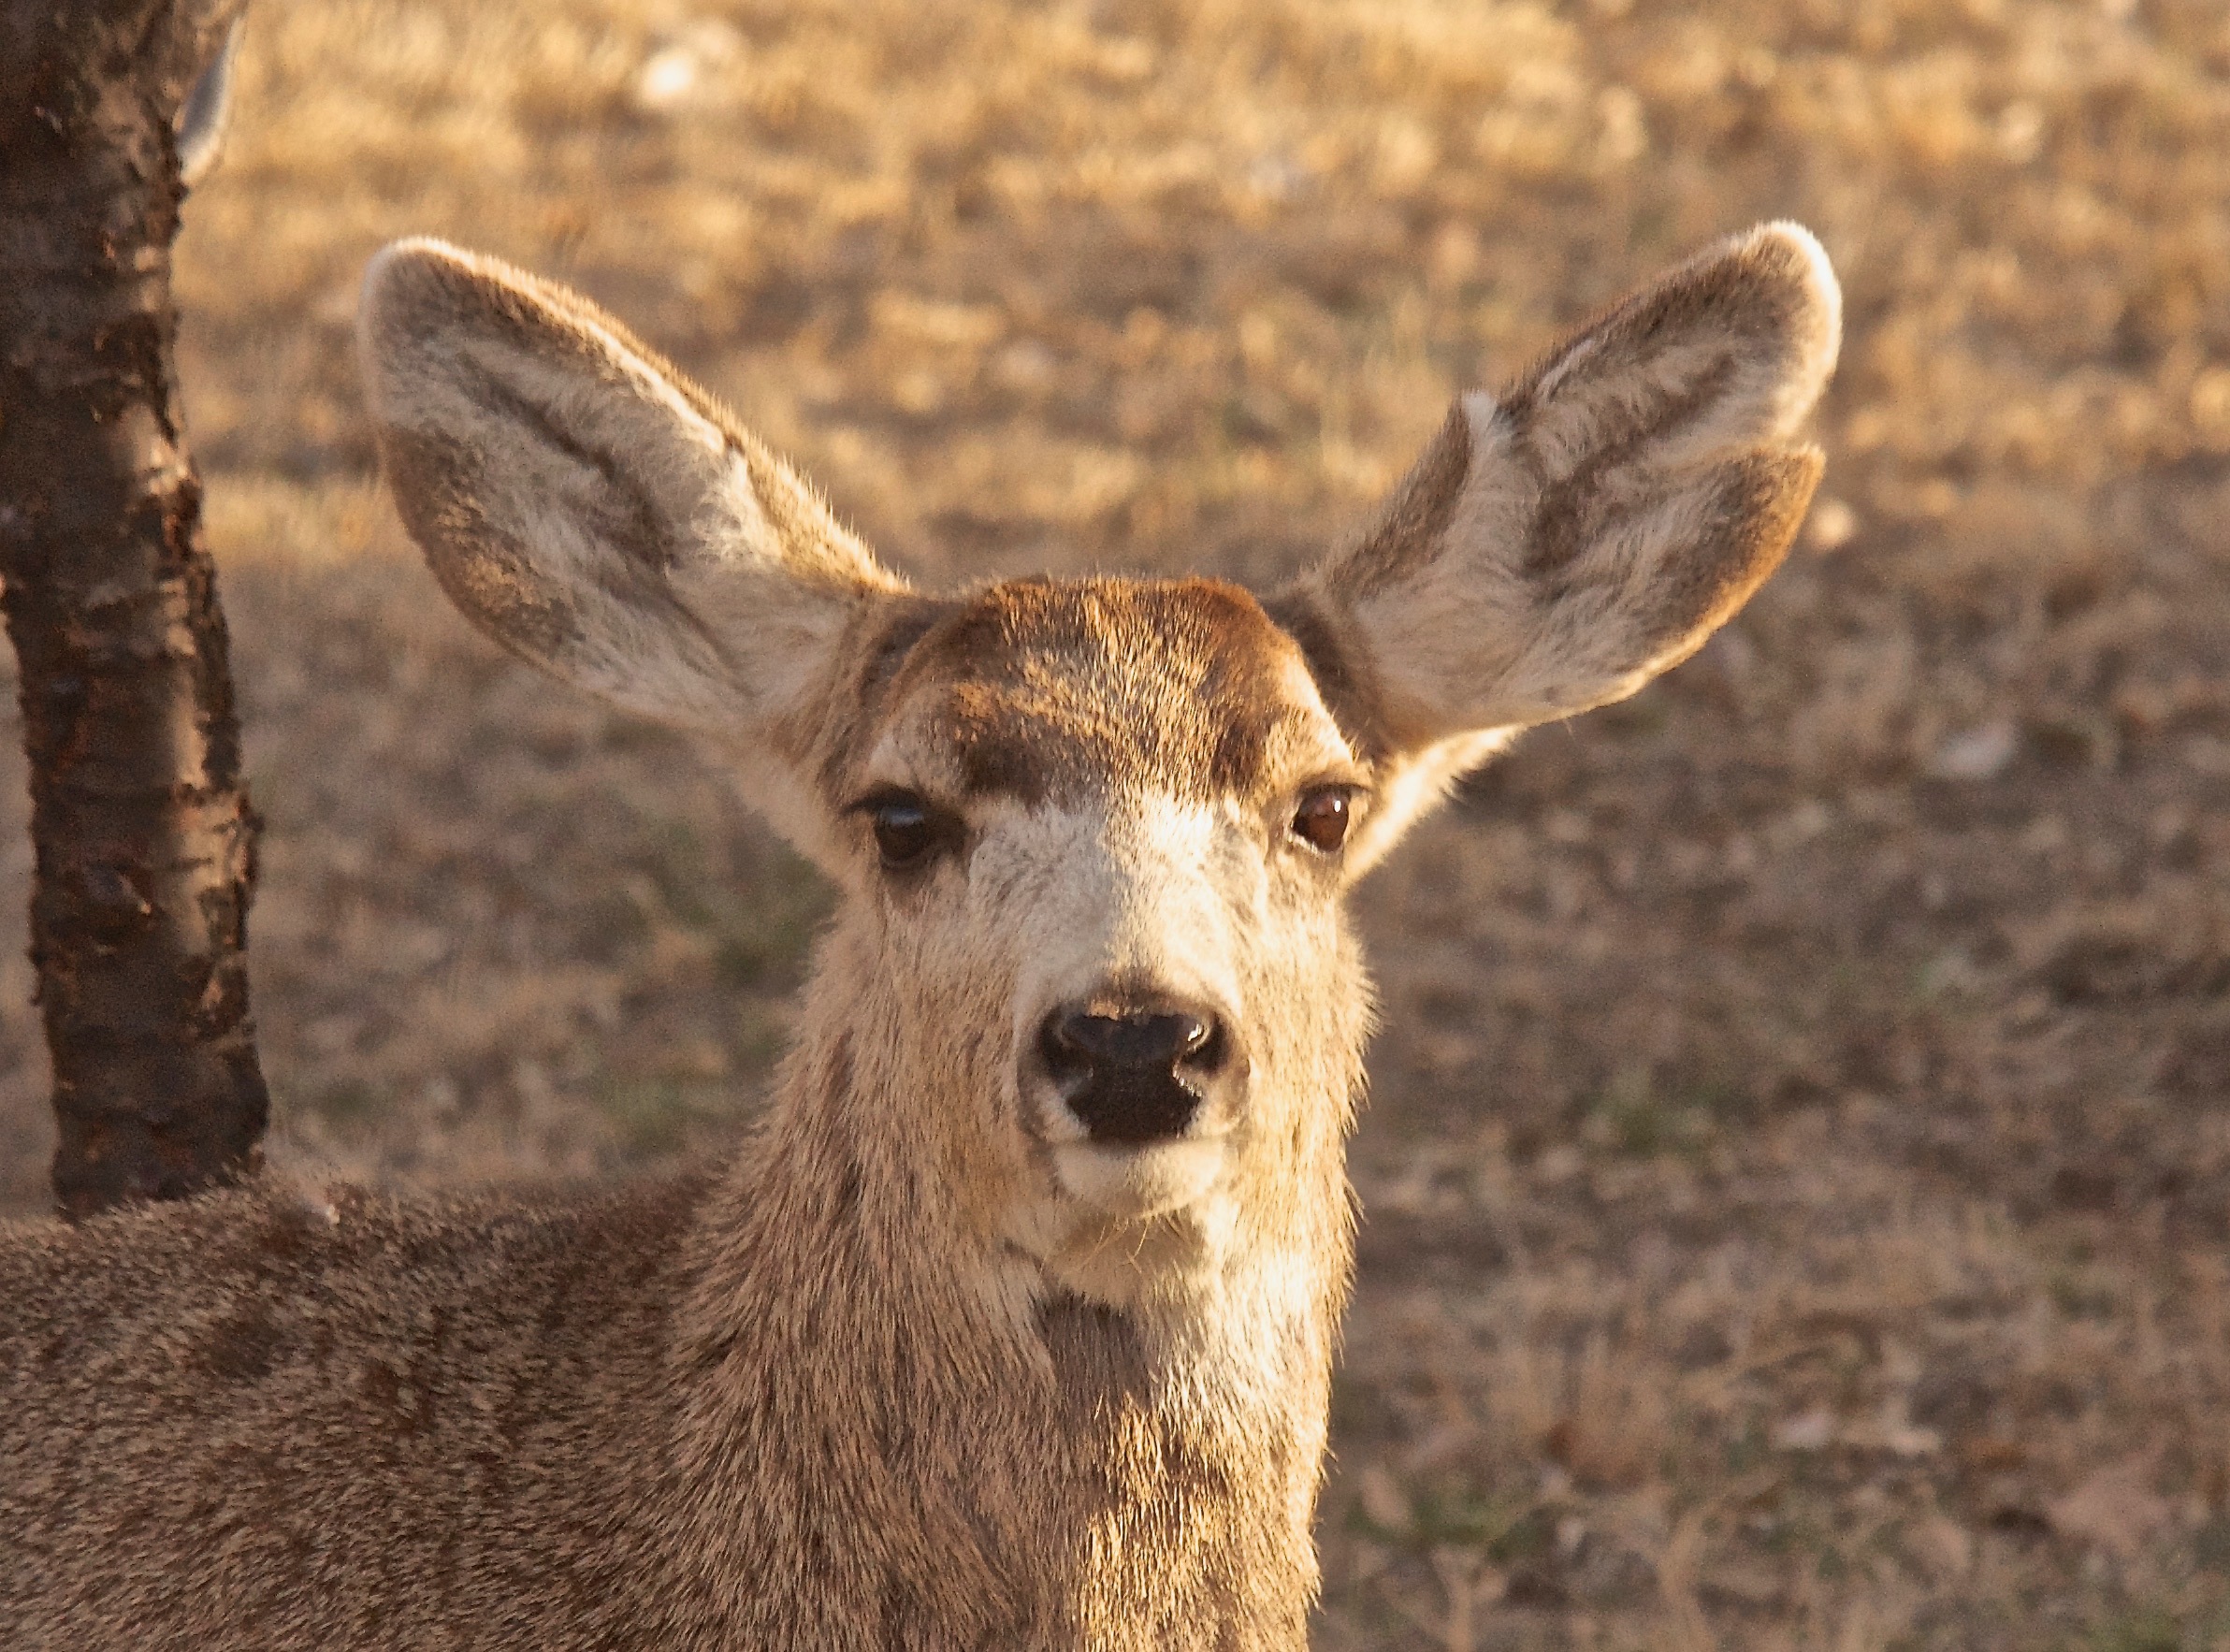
left=1, top=224, right=1838, bottom=1648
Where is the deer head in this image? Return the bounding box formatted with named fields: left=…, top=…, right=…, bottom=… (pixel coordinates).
left=356, top=225, right=1837, bottom=1324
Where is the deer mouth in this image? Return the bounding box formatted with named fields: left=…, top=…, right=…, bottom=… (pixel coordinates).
left=1050, top=1133, right=1230, bottom=1222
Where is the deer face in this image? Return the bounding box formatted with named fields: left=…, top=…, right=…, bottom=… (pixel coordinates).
left=356, top=225, right=1839, bottom=1306
left=812, top=576, right=1377, bottom=1299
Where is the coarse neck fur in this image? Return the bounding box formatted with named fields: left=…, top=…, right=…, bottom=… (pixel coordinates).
left=651, top=909, right=1366, bottom=1650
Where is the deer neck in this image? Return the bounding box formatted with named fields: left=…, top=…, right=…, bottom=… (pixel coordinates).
left=664, top=915, right=1361, bottom=1644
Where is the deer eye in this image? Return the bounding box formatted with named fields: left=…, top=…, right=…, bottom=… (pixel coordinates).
left=863, top=792, right=941, bottom=871
left=1290, top=787, right=1352, bottom=854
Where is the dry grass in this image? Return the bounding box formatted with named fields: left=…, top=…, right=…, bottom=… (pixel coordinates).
left=3, top=0, right=2228, bottom=1644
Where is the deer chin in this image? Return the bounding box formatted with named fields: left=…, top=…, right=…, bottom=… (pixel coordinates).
left=997, top=1138, right=1242, bottom=1310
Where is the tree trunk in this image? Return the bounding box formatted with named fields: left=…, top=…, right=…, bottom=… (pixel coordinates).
left=0, top=0, right=268, bottom=1219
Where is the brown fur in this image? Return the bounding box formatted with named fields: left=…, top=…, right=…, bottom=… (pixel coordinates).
left=1330, top=399, right=1473, bottom=602
left=888, top=577, right=1315, bottom=807
left=0, top=223, right=1840, bottom=1648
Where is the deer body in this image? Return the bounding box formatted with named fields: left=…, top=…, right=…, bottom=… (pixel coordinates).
left=0, top=225, right=1839, bottom=1648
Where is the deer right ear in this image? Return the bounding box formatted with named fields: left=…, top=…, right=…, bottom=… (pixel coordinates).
left=1276, top=222, right=1839, bottom=869
left=357, top=239, right=906, bottom=743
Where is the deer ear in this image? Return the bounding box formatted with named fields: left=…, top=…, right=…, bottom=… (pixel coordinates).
left=356, top=239, right=906, bottom=742
left=1275, top=222, right=1839, bottom=868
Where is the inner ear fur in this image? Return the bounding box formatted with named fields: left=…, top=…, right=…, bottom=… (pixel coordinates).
left=1279, top=222, right=1840, bottom=769
left=356, top=239, right=906, bottom=741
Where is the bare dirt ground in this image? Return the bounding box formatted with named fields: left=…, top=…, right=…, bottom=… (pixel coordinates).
left=4, top=0, right=2229, bottom=1644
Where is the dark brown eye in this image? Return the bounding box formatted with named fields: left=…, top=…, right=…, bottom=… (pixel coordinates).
left=1291, top=788, right=1352, bottom=854
left=867, top=794, right=939, bottom=870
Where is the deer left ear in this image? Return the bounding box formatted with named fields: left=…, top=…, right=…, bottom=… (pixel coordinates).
left=357, top=239, right=918, bottom=869
left=358, top=239, right=908, bottom=737
left=1273, top=222, right=1840, bottom=873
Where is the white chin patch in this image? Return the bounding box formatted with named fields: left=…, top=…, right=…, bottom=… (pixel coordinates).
left=1052, top=1138, right=1226, bottom=1221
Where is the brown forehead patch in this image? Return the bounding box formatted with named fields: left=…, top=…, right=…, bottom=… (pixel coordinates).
left=889, top=577, right=1325, bottom=805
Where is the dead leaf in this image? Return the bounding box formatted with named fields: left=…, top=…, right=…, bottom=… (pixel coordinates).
left=1356, top=1465, right=1411, bottom=1535
left=2047, top=1454, right=2172, bottom=1560
left=1772, top=1407, right=1835, bottom=1451
left=1910, top=1513, right=1975, bottom=1580
left=1957, top=1435, right=2030, bottom=1472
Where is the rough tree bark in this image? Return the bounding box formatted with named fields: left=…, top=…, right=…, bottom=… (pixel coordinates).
left=0, top=0, right=268, bottom=1219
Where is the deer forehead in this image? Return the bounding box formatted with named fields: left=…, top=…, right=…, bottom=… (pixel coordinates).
left=856, top=576, right=1354, bottom=809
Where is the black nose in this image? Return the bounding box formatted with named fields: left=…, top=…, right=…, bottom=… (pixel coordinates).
left=1037, top=1001, right=1229, bottom=1145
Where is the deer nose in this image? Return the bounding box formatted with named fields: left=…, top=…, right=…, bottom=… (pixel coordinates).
left=1051, top=1008, right=1213, bottom=1071
left=1037, top=1000, right=1230, bottom=1145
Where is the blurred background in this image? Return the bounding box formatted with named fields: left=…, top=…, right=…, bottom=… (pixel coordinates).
left=3, top=0, right=2227, bottom=1644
